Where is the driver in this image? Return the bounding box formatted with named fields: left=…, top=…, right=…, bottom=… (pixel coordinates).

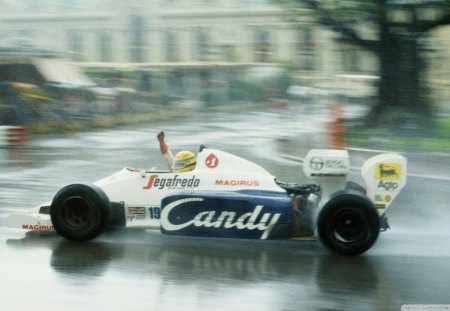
left=156, top=131, right=196, bottom=172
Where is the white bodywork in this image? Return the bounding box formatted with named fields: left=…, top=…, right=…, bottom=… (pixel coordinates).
left=7, top=148, right=407, bottom=232
left=303, top=149, right=350, bottom=198
left=7, top=149, right=284, bottom=231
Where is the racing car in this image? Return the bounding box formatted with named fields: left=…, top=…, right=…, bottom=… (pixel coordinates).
left=7, top=146, right=407, bottom=255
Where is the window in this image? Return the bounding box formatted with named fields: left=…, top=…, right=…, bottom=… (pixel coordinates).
left=297, top=29, right=316, bottom=71
left=254, top=30, right=271, bottom=63
left=168, top=71, right=184, bottom=97
left=68, top=30, right=84, bottom=61
left=342, top=47, right=361, bottom=72
left=165, top=30, right=179, bottom=62
left=194, top=29, right=210, bottom=61
left=97, top=30, right=112, bottom=62
left=129, top=15, right=147, bottom=63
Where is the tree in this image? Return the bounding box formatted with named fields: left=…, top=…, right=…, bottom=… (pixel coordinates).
left=277, top=0, right=450, bottom=125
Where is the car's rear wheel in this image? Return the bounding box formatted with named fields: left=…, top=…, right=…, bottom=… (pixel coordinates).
left=50, top=184, right=111, bottom=241
left=318, top=191, right=379, bottom=256
left=346, top=180, right=366, bottom=194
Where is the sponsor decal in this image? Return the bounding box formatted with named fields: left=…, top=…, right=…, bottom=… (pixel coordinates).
left=377, top=180, right=399, bottom=191
left=374, top=195, right=391, bottom=206
left=22, top=224, right=55, bottom=231
left=128, top=206, right=146, bottom=215
left=143, top=174, right=200, bottom=190
left=310, top=173, right=346, bottom=177
left=375, top=194, right=383, bottom=202
left=127, top=206, right=146, bottom=222
left=309, top=157, right=347, bottom=171
left=215, top=179, right=260, bottom=187
left=161, top=198, right=281, bottom=239
left=309, top=157, right=325, bottom=171
left=376, top=163, right=401, bottom=180
left=127, top=206, right=161, bottom=221
left=205, top=153, right=219, bottom=169
left=375, top=204, right=386, bottom=209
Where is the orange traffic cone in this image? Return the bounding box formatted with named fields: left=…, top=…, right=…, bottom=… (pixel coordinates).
left=327, top=101, right=347, bottom=149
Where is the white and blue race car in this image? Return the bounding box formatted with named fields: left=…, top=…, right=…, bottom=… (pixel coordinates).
left=7, top=146, right=407, bottom=255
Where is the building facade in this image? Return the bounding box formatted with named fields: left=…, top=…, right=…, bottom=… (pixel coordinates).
left=0, top=1, right=380, bottom=84
left=1, top=0, right=448, bottom=103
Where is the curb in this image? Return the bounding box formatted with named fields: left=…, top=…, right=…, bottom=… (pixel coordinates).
left=0, top=126, right=27, bottom=147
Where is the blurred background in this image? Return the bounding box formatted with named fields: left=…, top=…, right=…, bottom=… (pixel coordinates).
left=0, top=0, right=449, bottom=151
left=2, top=3, right=450, bottom=310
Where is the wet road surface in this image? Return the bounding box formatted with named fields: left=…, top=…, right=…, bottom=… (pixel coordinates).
left=1, top=106, right=450, bottom=311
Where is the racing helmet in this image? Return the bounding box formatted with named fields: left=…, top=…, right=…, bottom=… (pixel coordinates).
left=173, top=151, right=196, bottom=172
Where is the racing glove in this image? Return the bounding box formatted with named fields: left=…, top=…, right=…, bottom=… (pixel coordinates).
left=157, top=131, right=169, bottom=153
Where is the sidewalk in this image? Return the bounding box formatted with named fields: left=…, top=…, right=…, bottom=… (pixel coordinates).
left=277, top=132, right=450, bottom=181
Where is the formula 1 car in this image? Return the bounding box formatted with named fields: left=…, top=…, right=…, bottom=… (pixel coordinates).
left=7, top=146, right=407, bottom=255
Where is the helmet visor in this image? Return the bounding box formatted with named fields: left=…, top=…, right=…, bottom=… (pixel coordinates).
left=173, top=156, right=196, bottom=171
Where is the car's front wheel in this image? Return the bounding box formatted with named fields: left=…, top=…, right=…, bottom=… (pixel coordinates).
left=50, top=184, right=111, bottom=241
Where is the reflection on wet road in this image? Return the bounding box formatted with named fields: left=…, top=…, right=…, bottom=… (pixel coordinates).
left=1, top=107, right=450, bottom=311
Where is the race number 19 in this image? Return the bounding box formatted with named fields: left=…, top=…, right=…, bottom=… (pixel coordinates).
left=148, top=207, right=161, bottom=219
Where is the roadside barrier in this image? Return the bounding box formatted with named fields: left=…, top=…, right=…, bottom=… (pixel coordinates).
left=0, top=126, right=27, bottom=146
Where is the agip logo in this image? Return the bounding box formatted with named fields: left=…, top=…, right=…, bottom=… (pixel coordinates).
left=375, top=163, right=401, bottom=181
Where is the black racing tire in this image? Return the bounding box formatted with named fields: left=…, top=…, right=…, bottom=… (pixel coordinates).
left=318, top=191, right=379, bottom=256
left=50, top=183, right=111, bottom=241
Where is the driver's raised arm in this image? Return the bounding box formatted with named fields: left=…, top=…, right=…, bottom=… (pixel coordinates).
left=157, top=131, right=174, bottom=171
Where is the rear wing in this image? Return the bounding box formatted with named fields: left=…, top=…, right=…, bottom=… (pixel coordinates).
left=302, top=149, right=407, bottom=214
